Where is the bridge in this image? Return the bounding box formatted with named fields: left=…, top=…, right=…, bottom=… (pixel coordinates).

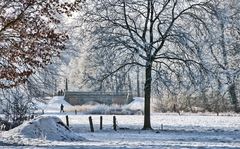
left=64, top=91, right=133, bottom=105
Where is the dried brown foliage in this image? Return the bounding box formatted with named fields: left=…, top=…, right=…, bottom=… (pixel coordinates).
left=0, top=0, right=82, bottom=88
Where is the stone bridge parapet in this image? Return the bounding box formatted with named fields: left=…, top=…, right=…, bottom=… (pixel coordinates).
left=64, top=91, right=133, bottom=105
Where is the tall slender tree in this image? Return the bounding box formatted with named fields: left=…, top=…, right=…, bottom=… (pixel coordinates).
left=204, top=0, right=240, bottom=112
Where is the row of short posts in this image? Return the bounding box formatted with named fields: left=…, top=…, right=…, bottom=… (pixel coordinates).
left=89, top=116, right=117, bottom=132
left=65, top=115, right=117, bottom=132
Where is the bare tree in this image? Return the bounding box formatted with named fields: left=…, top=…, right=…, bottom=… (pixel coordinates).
left=204, top=0, right=240, bottom=112
left=80, top=0, right=211, bottom=129
left=1, top=86, right=34, bottom=128
left=81, top=44, right=133, bottom=92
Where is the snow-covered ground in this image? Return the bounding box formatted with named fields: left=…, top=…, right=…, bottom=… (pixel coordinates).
left=34, top=96, right=73, bottom=113
left=123, top=97, right=144, bottom=110
left=0, top=96, right=240, bottom=148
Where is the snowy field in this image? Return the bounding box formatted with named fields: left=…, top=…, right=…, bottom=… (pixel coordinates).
left=0, top=96, right=240, bottom=148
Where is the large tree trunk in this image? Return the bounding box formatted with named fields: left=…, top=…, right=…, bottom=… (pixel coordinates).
left=143, top=62, right=152, bottom=130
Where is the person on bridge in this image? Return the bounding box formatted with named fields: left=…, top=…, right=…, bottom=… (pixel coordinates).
left=60, top=104, right=64, bottom=113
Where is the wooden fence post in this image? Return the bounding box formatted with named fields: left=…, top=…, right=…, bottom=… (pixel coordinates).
left=100, top=116, right=103, bottom=130
left=75, top=110, right=77, bottom=115
left=89, top=116, right=94, bottom=132
left=113, top=116, right=117, bottom=131
left=66, top=115, right=69, bottom=127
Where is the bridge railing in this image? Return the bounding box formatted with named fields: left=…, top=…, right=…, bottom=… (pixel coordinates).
left=64, top=91, right=133, bottom=105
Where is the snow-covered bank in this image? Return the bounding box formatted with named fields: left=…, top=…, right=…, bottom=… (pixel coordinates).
left=2, top=116, right=85, bottom=142
left=38, top=96, right=73, bottom=113
left=45, top=96, right=72, bottom=112
left=123, top=97, right=144, bottom=111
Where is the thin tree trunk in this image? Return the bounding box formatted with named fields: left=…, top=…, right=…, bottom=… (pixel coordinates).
left=201, top=90, right=210, bottom=111
left=127, top=74, right=133, bottom=96
left=136, top=66, right=140, bottom=97
left=115, top=76, right=118, bottom=94
left=65, top=78, right=68, bottom=91
left=143, top=62, right=152, bottom=130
